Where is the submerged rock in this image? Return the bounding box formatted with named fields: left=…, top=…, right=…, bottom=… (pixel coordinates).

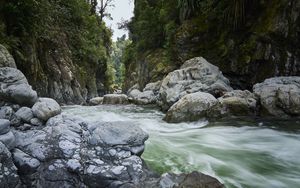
left=159, top=57, right=232, bottom=111
left=0, top=67, right=38, bottom=106
left=164, top=92, right=218, bottom=123
left=103, top=94, right=129, bottom=105
left=32, top=98, right=61, bottom=121
left=253, top=77, right=300, bottom=117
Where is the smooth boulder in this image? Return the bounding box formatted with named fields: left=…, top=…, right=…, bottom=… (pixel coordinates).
left=128, top=81, right=161, bottom=105
left=102, top=94, right=129, bottom=105
left=0, top=67, right=38, bottom=106
left=159, top=57, right=232, bottom=111
left=0, top=119, right=10, bottom=135
left=164, top=92, right=218, bottom=123
left=89, top=97, right=103, bottom=105
left=32, top=98, right=61, bottom=121
left=15, top=107, right=34, bottom=123
left=253, top=77, right=300, bottom=117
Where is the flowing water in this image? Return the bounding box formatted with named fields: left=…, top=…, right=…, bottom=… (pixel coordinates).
left=62, top=105, right=300, bottom=188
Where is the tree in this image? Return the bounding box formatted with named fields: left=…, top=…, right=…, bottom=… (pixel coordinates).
left=98, top=0, right=115, bottom=22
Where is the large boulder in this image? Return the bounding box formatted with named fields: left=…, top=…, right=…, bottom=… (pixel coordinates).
left=15, top=107, right=34, bottom=123
left=210, top=90, right=258, bottom=118
left=102, top=94, right=129, bottom=105
left=253, top=77, right=300, bottom=117
left=89, top=97, right=103, bottom=106
left=164, top=92, right=218, bottom=123
left=159, top=57, right=232, bottom=111
left=0, top=67, right=38, bottom=106
left=0, top=44, right=16, bottom=68
left=32, top=98, right=61, bottom=121
left=128, top=81, right=161, bottom=105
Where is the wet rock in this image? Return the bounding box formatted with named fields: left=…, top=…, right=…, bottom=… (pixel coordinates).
left=159, top=57, right=232, bottom=111
left=253, top=77, right=300, bottom=117
left=89, top=97, right=103, bottom=105
left=103, top=94, right=129, bottom=105
left=0, top=119, right=10, bottom=135
left=0, top=142, right=20, bottom=188
left=15, top=107, right=34, bottom=123
left=0, top=67, right=38, bottom=106
left=0, top=44, right=17, bottom=68
left=32, top=98, right=61, bottom=121
left=164, top=92, right=218, bottom=123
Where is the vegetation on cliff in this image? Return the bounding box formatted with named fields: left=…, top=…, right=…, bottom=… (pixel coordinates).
left=124, top=0, right=300, bottom=90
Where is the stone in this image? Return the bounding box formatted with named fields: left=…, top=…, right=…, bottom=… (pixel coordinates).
left=164, top=92, right=218, bottom=123
left=0, top=67, right=38, bottom=106
left=128, top=89, right=157, bottom=105
left=253, top=77, right=300, bottom=117
left=0, top=119, right=10, bottom=135
left=15, top=107, right=34, bottom=123
left=0, top=131, right=16, bottom=150
left=12, top=148, right=40, bottom=174
left=210, top=90, right=258, bottom=118
left=30, top=118, right=44, bottom=126
left=0, top=106, right=13, bottom=120
left=103, top=94, right=129, bottom=105
left=159, top=57, right=232, bottom=111
left=32, top=98, right=61, bottom=121
left=0, top=44, right=17, bottom=68
left=89, top=97, right=103, bottom=105
left=0, top=142, right=20, bottom=187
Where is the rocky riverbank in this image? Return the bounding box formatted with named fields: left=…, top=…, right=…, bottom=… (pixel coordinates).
left=127, top=57, right=300, bottom=123
left=0, top=46, right=224, bottom=188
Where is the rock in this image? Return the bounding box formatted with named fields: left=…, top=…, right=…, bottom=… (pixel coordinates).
left=128, top=89, right=157, bottom=105
left=159, top=57, right=232, bottom=111
left=253, top=77, right=300, bottom=117
left=0, top=106, right=14, bottom=120
left=103, top=94, right=129, bottom=105
left=30, top=118, right=44, bottom=126
left=89, top=97, right=103, bottom=105
left=15, top=107, right=34, bottom=123
left=0, top=131, right=16, bottom=150
left=164, top=92, right=218, bottom=123
left=12, top=148, right=40, bottom=174
left=0, top=44, right=17, bottom=68
left=0, top=119, right=10, bottom=135
left=87, top=121, right=149, bottom=151
left=0, top=142, right=20, bottom=187
left=158, top=171, right=224, bottom=188
left=143, top=81, right=162, bottom=92
left=0, top=67, right=38, bottom=106
left=32, top=98, right=61, bottom=121
left=210, top=90, right=258, bottom=118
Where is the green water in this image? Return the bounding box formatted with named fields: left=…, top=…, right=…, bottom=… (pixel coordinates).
left=63, top=105, right=300, bottom=188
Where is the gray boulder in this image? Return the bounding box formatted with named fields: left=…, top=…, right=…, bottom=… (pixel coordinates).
left=12, top=148, right=40, bottom=174
left=32, top=98, right=61, bottom=121
left=15, top=107, right=34, bottom=123
left=0, top=67, right=38, bottom=106
left=128, top=89, right=157, bottom=105
left=0, top=44, right=16, bottom=68
left=0, top=131, right=16, bottom=150
left=210, top=90, right=258, bottom=118
left=253, top=77, right=300, bottom=117
left=103, top=94, right=129, bottom=105
left=159, top=57, right=232, bottom=111
left=89, top=97, right=103, bottom=105
left=164, top=92, right=218, bottom=123
left=0, top=142, right=20, bottom=187
left=0, top=119, right=10, bottom=135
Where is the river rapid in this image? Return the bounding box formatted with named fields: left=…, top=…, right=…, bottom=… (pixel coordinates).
left=62, top=105, right=300, bottom=188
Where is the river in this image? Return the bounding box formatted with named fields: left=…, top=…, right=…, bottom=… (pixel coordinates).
left=62, top=105, right=300, bottom=188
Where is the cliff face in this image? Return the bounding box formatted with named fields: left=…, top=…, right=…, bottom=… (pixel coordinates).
left=125, top=0, right=300, bottom=90
left=0, top=0, right=111, bottom=104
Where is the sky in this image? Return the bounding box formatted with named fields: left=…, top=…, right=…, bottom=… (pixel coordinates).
left=104, top=0, right=134, bottom=41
